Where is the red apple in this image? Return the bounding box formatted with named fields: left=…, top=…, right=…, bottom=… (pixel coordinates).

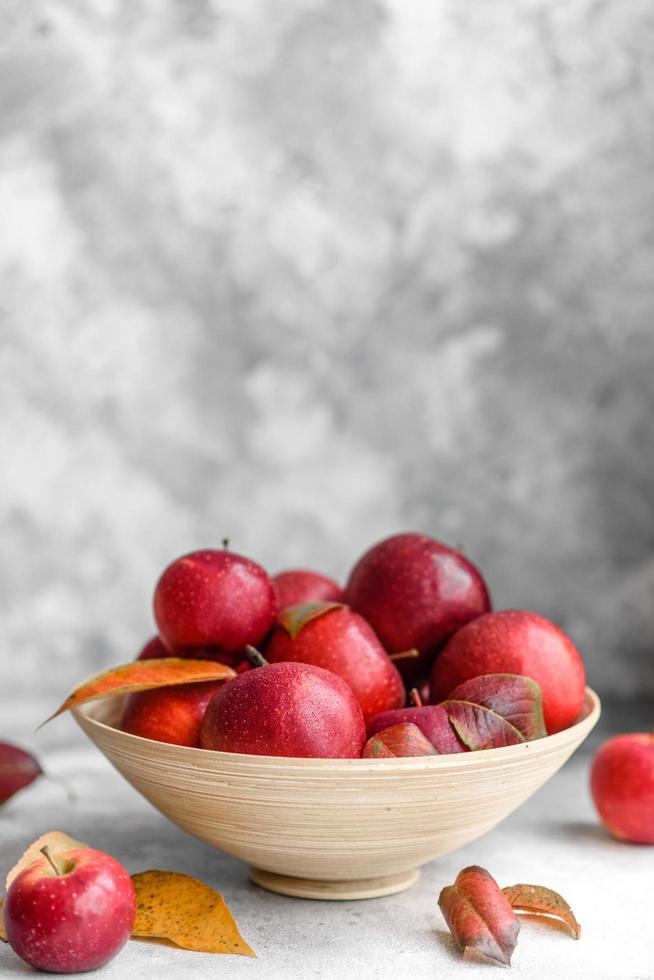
left=430, top=610, right=586, bottom=734
left=136, top=634, right=245, bottom=668
left=4, top=845, right=136, bottom=973
left=345, top=533, right=491, bottom=681
left=154, top=549, right=276, bottom=654
left=367, top=704, right=467, bottom=754
left=120, top=680, right=225, bottom=747
left=591, top=733, right=654, bottom=844
left=264, top=603, right=405, bottom=724
left=201, top=661, right=365, bottom=758
left=137, top=635, right=169, bottom=660
left=273, top=569, right=343, bottom=610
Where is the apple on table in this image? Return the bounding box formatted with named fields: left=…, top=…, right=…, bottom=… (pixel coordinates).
left=591, top=732, right=654, bottom=844
left=4, top=845, right=135, bottom=973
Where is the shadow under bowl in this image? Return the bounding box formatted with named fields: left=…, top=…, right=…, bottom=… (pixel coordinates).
left=74, top=688, right=600, bottom=900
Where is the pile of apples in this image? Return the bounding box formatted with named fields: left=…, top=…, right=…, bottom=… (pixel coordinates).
left=120, top=532, right=587, bottom=758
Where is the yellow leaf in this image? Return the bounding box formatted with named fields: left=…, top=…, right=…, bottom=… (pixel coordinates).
left=5, top=831, right=88, bottom=891
left=131, top=870, right=255, bottom=957
left=0, top=899, right=6, bottom=942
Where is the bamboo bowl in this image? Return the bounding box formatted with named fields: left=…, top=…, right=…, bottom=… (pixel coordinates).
left=74, top=688, right=600, bottom=901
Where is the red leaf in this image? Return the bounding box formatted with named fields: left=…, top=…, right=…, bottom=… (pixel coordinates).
left=439, top=865, right=521, bottom=966
left=0, top=743, right=42, bottom=805
left=41, top=659, right=235, bottom=725
left=278, top=602, right=344, bottom=639
left=362, top=723, right=436, bottom=758
left=502, top=883, right=581, bottom=939
left=439, top=674, right=546, bottom=750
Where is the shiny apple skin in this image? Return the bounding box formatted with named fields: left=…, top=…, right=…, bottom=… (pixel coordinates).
left=201, top=662, right=366, bottom=758
left=272, top=569, right=343, bottom=610
left=430, top=609, right=586, bottom=734
left=345, top=532, right=491, bottom=681
left=265, top=605, right=405, bottom=724
left=4, top=848, right=136, bottom=973
left=154, top=549, right=276, bottom=654
left=591, top=733, right=654, bottom=844
left=120, top=681, right=225, bottom=747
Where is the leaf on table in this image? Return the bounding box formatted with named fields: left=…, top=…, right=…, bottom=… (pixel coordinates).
left=0, top=743, right=42, bottom=805
left=362, top=723, right=436, bottom=758
left=439, top=674, right=546, bottom=750
left=131, top=870, right=255, bottom=957
left=5, top=831, right=88, bottom=891
left=278, top=601, right=344, bottom=638
left=41, top=659, right=236, bottom=725
left=0, top=899, right=6, bottom=942
left=438, top=865, right=520, bottom=966
left=502, top=883, right=581, bottom=939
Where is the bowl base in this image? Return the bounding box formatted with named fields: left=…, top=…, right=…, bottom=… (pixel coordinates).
left=249, top=867, right=420, bottom=901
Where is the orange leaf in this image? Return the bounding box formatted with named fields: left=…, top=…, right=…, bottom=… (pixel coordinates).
left=41, top=659, right=235, bottom=725
left=5, top=831, right=88, bottom=891
left=131, top=870, right=255, bottom=956
left=439, top=865, right=520, bottom=966
left=502, top=883, right=581, bottom=939
left=0, top=899, right=6, bottom=942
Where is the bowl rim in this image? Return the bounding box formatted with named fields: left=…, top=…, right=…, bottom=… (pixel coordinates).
left=72, top=686, right=601, bottom=771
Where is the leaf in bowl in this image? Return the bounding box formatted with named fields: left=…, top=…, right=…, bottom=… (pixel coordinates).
left=502, top=883, right=581, bottom=939
left=439, top=674, right=546, bottom=750
left=362, top=722, right=436, bottom=758
left=41, top=659, right=236, bottom=725
left=131, top=870, right=255, bottom=956
left=439, top=865, right=520, bottom=966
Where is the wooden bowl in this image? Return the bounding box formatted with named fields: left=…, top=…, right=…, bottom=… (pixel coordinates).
left=74, top=688, right=600, bottom=900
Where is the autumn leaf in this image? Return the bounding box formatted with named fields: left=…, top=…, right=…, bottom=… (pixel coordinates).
left=362, top=723, right=436, bottom=758
left=5, top=831, right=88, bottom=891
left=0, top=900, right=6, bottom=942
left=0, top=743, right=42, bottom=805
left=41, top=659, right=235, bottom=725
left=439, top=674, right=546, bottom=750
left=131, top=870, right=255, bottom=956
left=278, top=601, right=344, bottom=639
left=438, top=865, right=520, bottom=966
left=502, top=883, right=581, bottom=939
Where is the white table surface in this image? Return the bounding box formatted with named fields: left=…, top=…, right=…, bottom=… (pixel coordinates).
left=1, top=701, right=651, bottom=980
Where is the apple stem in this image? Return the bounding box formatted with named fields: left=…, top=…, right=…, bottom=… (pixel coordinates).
left=389, top=649, right=420, bottom=662
left=245, top=645, right=269, bottom=668
left=41, top=845, right=63, bottom=876
left=222, top=537, right=230, bottom=550
left=409, top=688, right=423, bottom=708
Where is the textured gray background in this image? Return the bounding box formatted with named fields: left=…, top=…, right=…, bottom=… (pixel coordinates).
left=2, top=0, right=653, bottom=706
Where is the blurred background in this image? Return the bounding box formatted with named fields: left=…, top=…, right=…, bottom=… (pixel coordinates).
left=2, top=0, right=653, bottom=713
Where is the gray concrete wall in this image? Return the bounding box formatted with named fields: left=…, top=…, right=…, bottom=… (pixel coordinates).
left=2, top=0, right=653, bottom=701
